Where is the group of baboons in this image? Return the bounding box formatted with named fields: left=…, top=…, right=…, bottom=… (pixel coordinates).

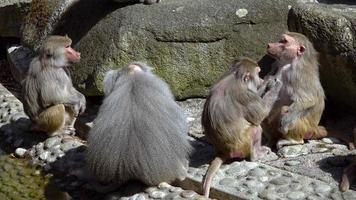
left=17, top=0, right=355, bottom=198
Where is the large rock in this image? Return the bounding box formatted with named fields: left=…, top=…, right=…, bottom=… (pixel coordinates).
left=66, top=0, right=296, bottom=98
left=288, top=2, right=356, bottom=113
left=0, top=0, right=31, bottom=37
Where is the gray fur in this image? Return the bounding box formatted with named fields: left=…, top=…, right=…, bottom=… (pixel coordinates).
left=87, top=62, right=191, bottom=186
left=22, top=39, right=85, bottom=120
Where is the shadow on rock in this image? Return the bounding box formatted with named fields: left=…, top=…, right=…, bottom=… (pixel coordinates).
left=0, top=117, right=47, bottom=152
left=52, top=0, right=134, bottom=45
left=318, top=155, right=356, bottom=191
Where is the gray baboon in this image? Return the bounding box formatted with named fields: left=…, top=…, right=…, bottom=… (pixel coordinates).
left=86, top=62, right=191, bottom=186
left=22, top=35, right=86, bottom=136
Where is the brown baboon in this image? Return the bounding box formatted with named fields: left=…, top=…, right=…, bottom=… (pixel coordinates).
left=22, top=35, right=86, bottom=136
left=86, top=62, right=191, bottom=187
left=201, top=57, right=282, bottom=198
left=262, top=32, right=353, bottom=149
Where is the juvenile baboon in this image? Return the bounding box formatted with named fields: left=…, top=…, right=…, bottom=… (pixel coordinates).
left=22, top=35, right=86, bottom=136
left=201, top=57, right=282, bottom=198
left=86, top=62, right=191, bottom=186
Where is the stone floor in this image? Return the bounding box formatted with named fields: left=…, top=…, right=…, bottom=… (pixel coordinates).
left=0, top=82, right=356, bottom=199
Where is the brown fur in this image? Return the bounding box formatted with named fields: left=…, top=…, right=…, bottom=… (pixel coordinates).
left=201, top=57, right=281, bottom=198
left=263, top=32, right=326, bottom=147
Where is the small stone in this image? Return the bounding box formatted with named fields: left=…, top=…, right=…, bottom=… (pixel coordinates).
left=270, top=177, right=290, bottom=185
left=158, top=182, right=170, bottom=189
left=314, top=184, right=331, bottom=194
left=285, top=160, right=301, bottom=166
left=0, top=102, right=9, bottom=108
left=35, top=142, right=44, bottom=150
left=60, top=140, right=83, bottom=152
left=15, top=148, right=27, bottom=157
left=219, top=178, right=236, bottom=187
left=129, top=194, right=146, bottom=200
left=45, top=137, right=61, bottom=149
left=321, top=138, right=334, bottom=144
left=277, top=145, right=308, bottom=158
left=39, top=151, right=50, bottom=160
left=46, top=156, right=57, bottom=163
left=243, top=161, right=258, bottom=169
left=225, top=166, right=247, bottom=177
left=243, top=180, right=265, bottom=192
left=180, top=190, right=196, bottom=198
left=10, top=113, right=28, bottom=122
left=248, top=167, right=266, bottom=177
left=258, top=176, right=269, bottom=182
left=169, top=186, right=183, bottom=193
left=287, top=191, right=306, bottom=199
left=144, top=187, right=157, bottom=194
left=312, top=147, right=329, bottom=153
left=236, top=8, right=248, bottom=18
left=148, top=191, right=166, bottom=199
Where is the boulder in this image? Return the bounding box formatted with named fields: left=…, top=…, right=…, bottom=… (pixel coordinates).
left=17, top=0, right=299, bottom=98
left=0, top=0, right=31, bottom=37
left=288, top=2, right=356, bottom=113
left=21, top=0, right=80, bottom=49
left=67, top=0, right=296, bottom=98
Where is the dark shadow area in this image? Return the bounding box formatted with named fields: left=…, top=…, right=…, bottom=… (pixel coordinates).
left=0, top=37, right=20, bottom=59
left=318, top=0, right=356, bottom=5
left=46, top=146, right=152, bottom=200
left=0, top=118, right=47, bottom=153
left=52, top=0, right=136, bottom=45
left=320, top=100, right=356, bottom=141
left=188, top=138, right=214, bottom=168
left=258, top=54, right=276, bottom=78
left=318, top=155, right=356, bottom=191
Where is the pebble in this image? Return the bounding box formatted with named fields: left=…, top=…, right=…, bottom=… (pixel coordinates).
left=270, top=177, right=290, bottom=185
left=277, top=145, right=308, bottom=158
left=225, top=166, right=248, bottom=177
left=219, top=178, right=236, bottom=186
left=314, top=184, right=332, bottom=194
left=39, top=151, right=50, bottom=160
left=148, top=191, right=166, bottom=199
left=180, top=190, right=196, bottom=198
left=14, top=148, right=27, bottom=157
left=248, top=167, right=266, bottom=176
left=10, top=112, right=28, bottom=122
left=60, top=140, right=83, bottom=152
left=287, top=191, right=306, bottom=199
left=44, top=136, right=61, bottom=149
left=285, top=159, right=301, bottom=166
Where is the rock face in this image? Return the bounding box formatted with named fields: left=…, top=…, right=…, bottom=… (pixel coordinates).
left=19, top=0, right=295, bottom=98
left=72, top=0, right=296, bottom=98
left=288, top=2, right=356, bottom=112
left=0, top=0, right=31, bottom=37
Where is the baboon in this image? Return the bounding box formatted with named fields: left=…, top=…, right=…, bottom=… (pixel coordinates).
left=263, top=32, right=337, bottom=149
left=86, top=62, right=191, bottom=186
left=201, top=57, right=282, bottom=198
left=22, top=35, right=86, bottom=136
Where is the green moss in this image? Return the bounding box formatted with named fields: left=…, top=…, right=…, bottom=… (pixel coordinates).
left=0, top=156, right=49, bottom=200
